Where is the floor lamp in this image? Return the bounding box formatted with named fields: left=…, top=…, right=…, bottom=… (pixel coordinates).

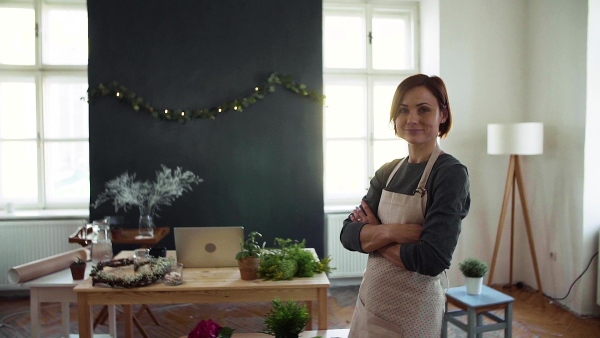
left=487, top=122, right=544, bottom=293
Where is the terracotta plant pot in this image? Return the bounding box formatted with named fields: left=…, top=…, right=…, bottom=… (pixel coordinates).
left=238, top=257, right=260, bottom=281
left=70, top=264, right=87, bottom=280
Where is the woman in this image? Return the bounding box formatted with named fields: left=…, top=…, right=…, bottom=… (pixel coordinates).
left=340, top=74, right=471, bottom=337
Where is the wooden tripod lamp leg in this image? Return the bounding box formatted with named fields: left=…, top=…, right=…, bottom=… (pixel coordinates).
left=514, top=156, right=543, bottom=293
left=488, top=155, right=516, bottom=286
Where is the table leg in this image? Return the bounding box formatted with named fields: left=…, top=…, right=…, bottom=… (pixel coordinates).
left=466, top=307, right=476, bottom=338
left=61, top=302, right=70, bottom=337
left=137, top=304, right=160, bottom=326
left=476, top=313, right=483, bottom=338
left=441, top=302, right=448, bottom=338
left=505, top=303, right=513, bottom=338
left=124, top=305, right=134, bottom=338
left=108, top=305, right=117, bottom=337
left=30, top=288, right=41, bottom=338
left=77, top=293, right=92, bottom=338
left=305, top=301, right=313, bottom=330
left=317, top=287, right=328, bottom=330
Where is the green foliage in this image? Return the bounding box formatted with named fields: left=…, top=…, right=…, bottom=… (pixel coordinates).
left=262, top=298, right=310, bottom=338
left=459, top=257, right=489, bottom=278
left=257, top=238, right=334, bottom=281
left=71, top=257, right=86, bottom=266
left=235, top=231, right=264, bottom=260
left=87, top=73, right=326, bottom=123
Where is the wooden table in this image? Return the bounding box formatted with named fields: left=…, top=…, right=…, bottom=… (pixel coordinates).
left=24, top=264, right=115, bottom=338
left=75, top=249, right=330, bottom=338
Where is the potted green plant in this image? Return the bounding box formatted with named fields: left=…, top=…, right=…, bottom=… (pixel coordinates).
left=235, top=231, right=264, bottom=280
left=458, top=257, right=489, bottom=295
left=262, top=298, right=310, bottom=338
left=70, top=257, right=87, bottom=280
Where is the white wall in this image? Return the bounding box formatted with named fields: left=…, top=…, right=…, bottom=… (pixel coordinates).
left=586, top=0, right=600, bottom=311
left=438, top=0, right=599, bottom=315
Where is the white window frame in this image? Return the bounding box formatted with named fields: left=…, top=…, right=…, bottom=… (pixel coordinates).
left=323, top=0, right=420, bottom=210
left=0, top=0, right=88, bottom=211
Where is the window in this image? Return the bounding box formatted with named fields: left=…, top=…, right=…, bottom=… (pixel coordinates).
left=323, top=1, right=419, bottom=208
left=0, top=0, right=89, bottom=209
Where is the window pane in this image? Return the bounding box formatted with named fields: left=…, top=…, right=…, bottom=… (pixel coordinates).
left=44, top=141, right=89, bottom=203
left=43, top=7, right=88, bottom=65
left=44, top=77, right=89, bottom=138
left=372, top=14, right=410, bottom=70
left=0, top=79, right=37, bottom=139
left=324, top=12, right=365, bottom=69
left=324, top=82, right=366, bottom=138
left=374, top=139, right=408, bottom=170
left=324, top=140, right=367, bottom=202
left=0, top=7, right=35, bottom=65
left=373, top=82, right=399, bottom=138
left=0, top=141, right=38, bottom=202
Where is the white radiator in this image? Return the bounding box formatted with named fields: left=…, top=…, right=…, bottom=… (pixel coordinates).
left=326, top=213, right=367, bottom=278
left=0, top=219, right=87, bottom=290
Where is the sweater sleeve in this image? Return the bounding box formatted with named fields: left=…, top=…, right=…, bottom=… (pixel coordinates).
left=400, top=162, right=470, bottom=276
left=339, top=160, right=398, bottom=253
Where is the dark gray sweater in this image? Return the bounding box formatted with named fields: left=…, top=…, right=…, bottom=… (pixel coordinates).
left=339, top=153, right=471, bottom=276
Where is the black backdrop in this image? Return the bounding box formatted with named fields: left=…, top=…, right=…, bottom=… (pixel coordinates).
left=87, top=0, right=324, bottom=257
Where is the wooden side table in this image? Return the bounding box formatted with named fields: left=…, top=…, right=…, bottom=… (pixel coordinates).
left=442, top=285, right=515, bottom=338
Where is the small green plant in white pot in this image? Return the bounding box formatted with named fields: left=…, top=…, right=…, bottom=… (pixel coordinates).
left=459, top=257, right=489, bottom=295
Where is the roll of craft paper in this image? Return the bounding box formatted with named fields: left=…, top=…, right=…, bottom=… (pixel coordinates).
left=7, top=247, right=90, bottom=284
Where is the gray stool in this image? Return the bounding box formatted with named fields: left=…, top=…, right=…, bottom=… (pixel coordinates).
left=442, top=285, right=515, bottom=338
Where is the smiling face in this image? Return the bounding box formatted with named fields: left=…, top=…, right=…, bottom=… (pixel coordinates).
left=394, top=86, right=447, bottom=147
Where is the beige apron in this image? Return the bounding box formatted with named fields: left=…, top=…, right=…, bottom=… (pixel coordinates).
left=349, top=145, right=445, bottom=338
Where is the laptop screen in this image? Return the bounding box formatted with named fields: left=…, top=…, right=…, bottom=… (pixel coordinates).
left=174, top=226, right=244, bottom=268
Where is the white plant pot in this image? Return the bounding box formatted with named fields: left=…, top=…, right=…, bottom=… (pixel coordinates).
left=465, top=277, right=483, bottom=295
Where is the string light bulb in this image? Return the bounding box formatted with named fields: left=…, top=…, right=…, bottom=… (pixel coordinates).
left=116, top=92, right=121, bottom=97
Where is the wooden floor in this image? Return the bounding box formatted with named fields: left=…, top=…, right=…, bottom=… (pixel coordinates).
left=0, top=284, right=599, bottom=337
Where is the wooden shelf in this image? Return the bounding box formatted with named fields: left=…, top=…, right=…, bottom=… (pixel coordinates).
left=111, top=227, right=170, bottom=247
left=69, top=225, right=170, bottom=248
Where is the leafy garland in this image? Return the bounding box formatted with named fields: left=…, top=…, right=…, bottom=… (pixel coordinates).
left=87, top=72, right=325, bottom=123
left=90, top=257, right=172, bottom=288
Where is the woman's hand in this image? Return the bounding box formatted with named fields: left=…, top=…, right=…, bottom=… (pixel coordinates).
left=349, top=200, right=380, bottom=225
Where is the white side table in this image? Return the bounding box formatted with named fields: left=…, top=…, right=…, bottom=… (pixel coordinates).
left=23, top=264, right=116, bottom=338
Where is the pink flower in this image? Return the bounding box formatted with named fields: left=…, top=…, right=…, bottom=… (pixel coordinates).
left=188, top=319, right=222, bottom=338
left=188, top=319, right=233, bottom=338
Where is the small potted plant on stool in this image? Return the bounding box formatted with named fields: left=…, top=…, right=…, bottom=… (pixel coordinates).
left=70, top=257, right=87, bottom=280
left=235, top=231, right=264, bottom=280
left=459, top=257, right=489, bottom=295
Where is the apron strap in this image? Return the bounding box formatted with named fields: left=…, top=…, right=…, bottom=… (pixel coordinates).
left=414, top=144, right=443, bottom=197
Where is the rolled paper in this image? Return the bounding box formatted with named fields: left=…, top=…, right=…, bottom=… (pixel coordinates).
left=7, top=247, right=90, bottom=284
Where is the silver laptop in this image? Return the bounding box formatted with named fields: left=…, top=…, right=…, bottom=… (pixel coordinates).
left=174, top=226, right=244, bottom=268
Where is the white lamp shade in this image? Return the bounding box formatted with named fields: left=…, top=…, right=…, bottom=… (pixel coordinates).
left=487, top=122, right=544, bottom=155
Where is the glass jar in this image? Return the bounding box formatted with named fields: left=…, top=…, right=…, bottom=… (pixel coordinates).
left=133, top=248, right=151, bottom=273
left=91, top=218, right=113, bottom=263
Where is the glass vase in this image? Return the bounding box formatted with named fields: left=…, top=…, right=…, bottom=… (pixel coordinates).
left=138, top=207, right=155, bottom=238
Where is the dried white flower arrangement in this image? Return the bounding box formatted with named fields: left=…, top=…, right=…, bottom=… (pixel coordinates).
left=92, top=164, right=203, bottom=217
